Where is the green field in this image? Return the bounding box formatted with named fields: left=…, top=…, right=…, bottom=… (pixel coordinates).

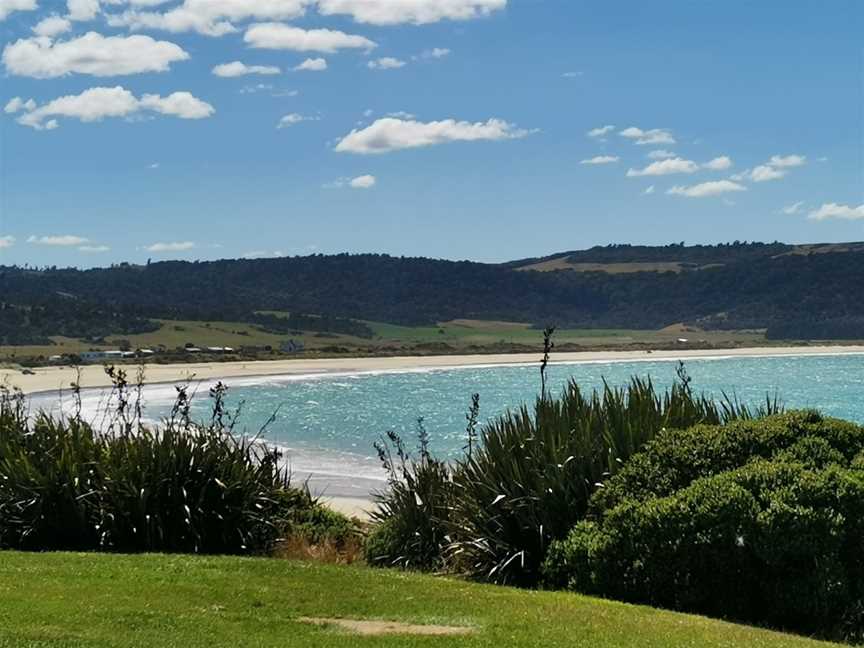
left=0, top=552, right=837, bottom=648
left=0, top=317, right=771, bottom=364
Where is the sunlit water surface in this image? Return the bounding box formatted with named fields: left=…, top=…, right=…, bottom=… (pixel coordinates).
left=32, top=354, right=864, bottom=497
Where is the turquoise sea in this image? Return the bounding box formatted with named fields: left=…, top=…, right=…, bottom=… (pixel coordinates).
left=43, top=353, right=864, bottom=497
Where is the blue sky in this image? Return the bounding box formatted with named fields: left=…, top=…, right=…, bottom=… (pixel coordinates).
left=0, top=0, right=861, bottom=267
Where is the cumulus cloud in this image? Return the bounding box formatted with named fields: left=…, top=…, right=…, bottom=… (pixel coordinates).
left=749, top=165, right=786, bottom=182
left=293, top=57, right=327, bottom=71
left=245, top=23, right=375, bottom=53
left=4, top=97, right=35, bottom=113
left=0, top=235, right=15, bottom=249
left=145, top=241, right=196, bottom=252
left=620, top=126, right=675, bottom=146
left=580, top=155, right=619, bottom=165
left=368, top=56, right=406, bottom=69
left=67, top=0, right=100, bottom=21
left=627, top=157, right=698, bottom=177
left=33, top=15, right=72, bottom=37
left=349, top=174, right=376, bottom=188
left=587, top=124, right=614, bottom=138
left=703, top=156, right=732, bottom=171
left=276, top=112, right=317, bottom=128
left=27, top=234, right=89, bottom=246
left=643, top=185, right=655, bottom=195
left=78, top=244, right=110, bottom=252
left=212, top=61, right=280, bottom=77
left=807, top=203, right=864, bottom=221
left=13, top=86, right=214, bottom=130
left=107, top=0, right=309, bottom=36
left=667, top=180, right=747, bottom=198
left=770, top=154, right=806, bottom=168
left=3, top=32, right=189, bottom=78
left=781, top=201, right=805, bottom=215
left=0, top=0, right=37, bottom=21
left=334, top=117, right=534, bottom=154
left=316, top=0, right=506, bottom=25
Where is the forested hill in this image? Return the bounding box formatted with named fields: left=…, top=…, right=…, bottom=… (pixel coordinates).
left=3, top=241, right=864, bottom=343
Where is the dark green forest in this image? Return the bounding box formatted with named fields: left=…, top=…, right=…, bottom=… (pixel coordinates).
left=2, top=241, right=863, bottom=345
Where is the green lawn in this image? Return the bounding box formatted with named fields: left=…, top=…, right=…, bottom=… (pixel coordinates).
left=0, top=552, right=838, bottom=647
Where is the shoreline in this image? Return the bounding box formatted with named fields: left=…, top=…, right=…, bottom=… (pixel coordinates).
left=5, top=345, right=864, bottom=396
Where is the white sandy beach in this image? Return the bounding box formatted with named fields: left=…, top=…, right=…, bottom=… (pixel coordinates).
left=4, top=345, right=864, bottom=396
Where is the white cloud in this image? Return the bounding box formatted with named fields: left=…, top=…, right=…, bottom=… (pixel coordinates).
left=316, top=0, right=506, bottom=25
left=580, top=155, right=619, bottom=165
left=14, top=86, right=214, bottom=130
left=242, top=249, right=284, bottom=259
left=627, top=157, right=698, bottom=177
left=78, top=244, right=110, bottom=252
left=334, top=117, right=534, bottom=154
left=587, top=124, right=614, bottom=138
left=387, top=110, right=415, bottom=119
left=4, top=97, right=35, bottom=113
left=106, top=0, right=309, bottom=37
left=0, top=0, right=36, bottom=21
left=149, top=162, right=160, bottom=169
left=647, top=149, right=675, bottom=159
left=33, top=15, right=72, bottom=37
left=750, top=164, right=786, bottom=182
left=769, top=154, right=806, bottom=168
left=667, top=180, right=747, bottom=198
left=276, top=112, right=317, bottom=128
left=643, top=185, right=655, bottom=195
left=781, top=201, right=804, bottom=215
left=27, top=234, right=89, bottom=246
left=807, top=203, right=864, bottom=221
left=67, top=0, right=100, bottom=21
left=145, top=241, right=196, bottom=252
left=368, top=56, right=406, bottom=69
left=349, top=174, right=376, bottom=188
left=212, top=61, right=280, bottom=77
left=293, top=57, right=327, bottom=71
left=620, top=126, right=675, bottom=146
left=0, top=235, right=15, bottom=249
left=3, top=32, right=189, bottom=78
left=562, top=71, right=583, bottom=78
left=245, top=23, right=375, bottom=53
left=703, top=156, right=732, bottom=171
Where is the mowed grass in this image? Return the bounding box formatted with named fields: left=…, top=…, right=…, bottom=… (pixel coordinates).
left=0, top=552, right=839, bottom=648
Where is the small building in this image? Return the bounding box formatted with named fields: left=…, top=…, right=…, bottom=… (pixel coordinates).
left=205, top=346, right=235, bottom=354
left=79, top=350, right=125, bottom=363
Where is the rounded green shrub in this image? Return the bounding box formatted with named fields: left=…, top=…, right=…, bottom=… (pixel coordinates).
left=544, top=412, right=864, bottom=641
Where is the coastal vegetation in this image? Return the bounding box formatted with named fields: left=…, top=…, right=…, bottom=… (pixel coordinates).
left=0, top=376, right=355, bottom=555
left=2, top=351, right=863, bottom=644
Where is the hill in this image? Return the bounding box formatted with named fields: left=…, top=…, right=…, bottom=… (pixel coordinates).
left=0, top=551, right=838, bottom=647
left=2, top=241, right=864, bottom=347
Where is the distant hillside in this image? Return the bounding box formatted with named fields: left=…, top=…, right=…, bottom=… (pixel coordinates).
left=508, top=241, right=864, bottom=274
left=2, top=241, right=864, bottom=344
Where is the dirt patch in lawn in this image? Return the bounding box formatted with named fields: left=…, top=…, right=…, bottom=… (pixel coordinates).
left=299, top=617, right=476, bottom=636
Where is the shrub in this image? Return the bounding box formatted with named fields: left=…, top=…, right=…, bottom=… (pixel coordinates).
left=0, top=378, right=337, bottom=555
left=364, top=423, right=455, bottom=570
left=544, top=413, right=864, bottom=641
left=590, top=410, right=862, bottom=513
left=446, top=371, right=779, bottom=585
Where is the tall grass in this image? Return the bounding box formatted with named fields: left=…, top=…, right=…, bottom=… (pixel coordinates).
left=450, top=365, right=781, bottom=585
left=0, top=371, right=336, bottom=555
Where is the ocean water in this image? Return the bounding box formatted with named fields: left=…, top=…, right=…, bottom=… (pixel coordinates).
left=34, top=353, right=864, bottom=497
